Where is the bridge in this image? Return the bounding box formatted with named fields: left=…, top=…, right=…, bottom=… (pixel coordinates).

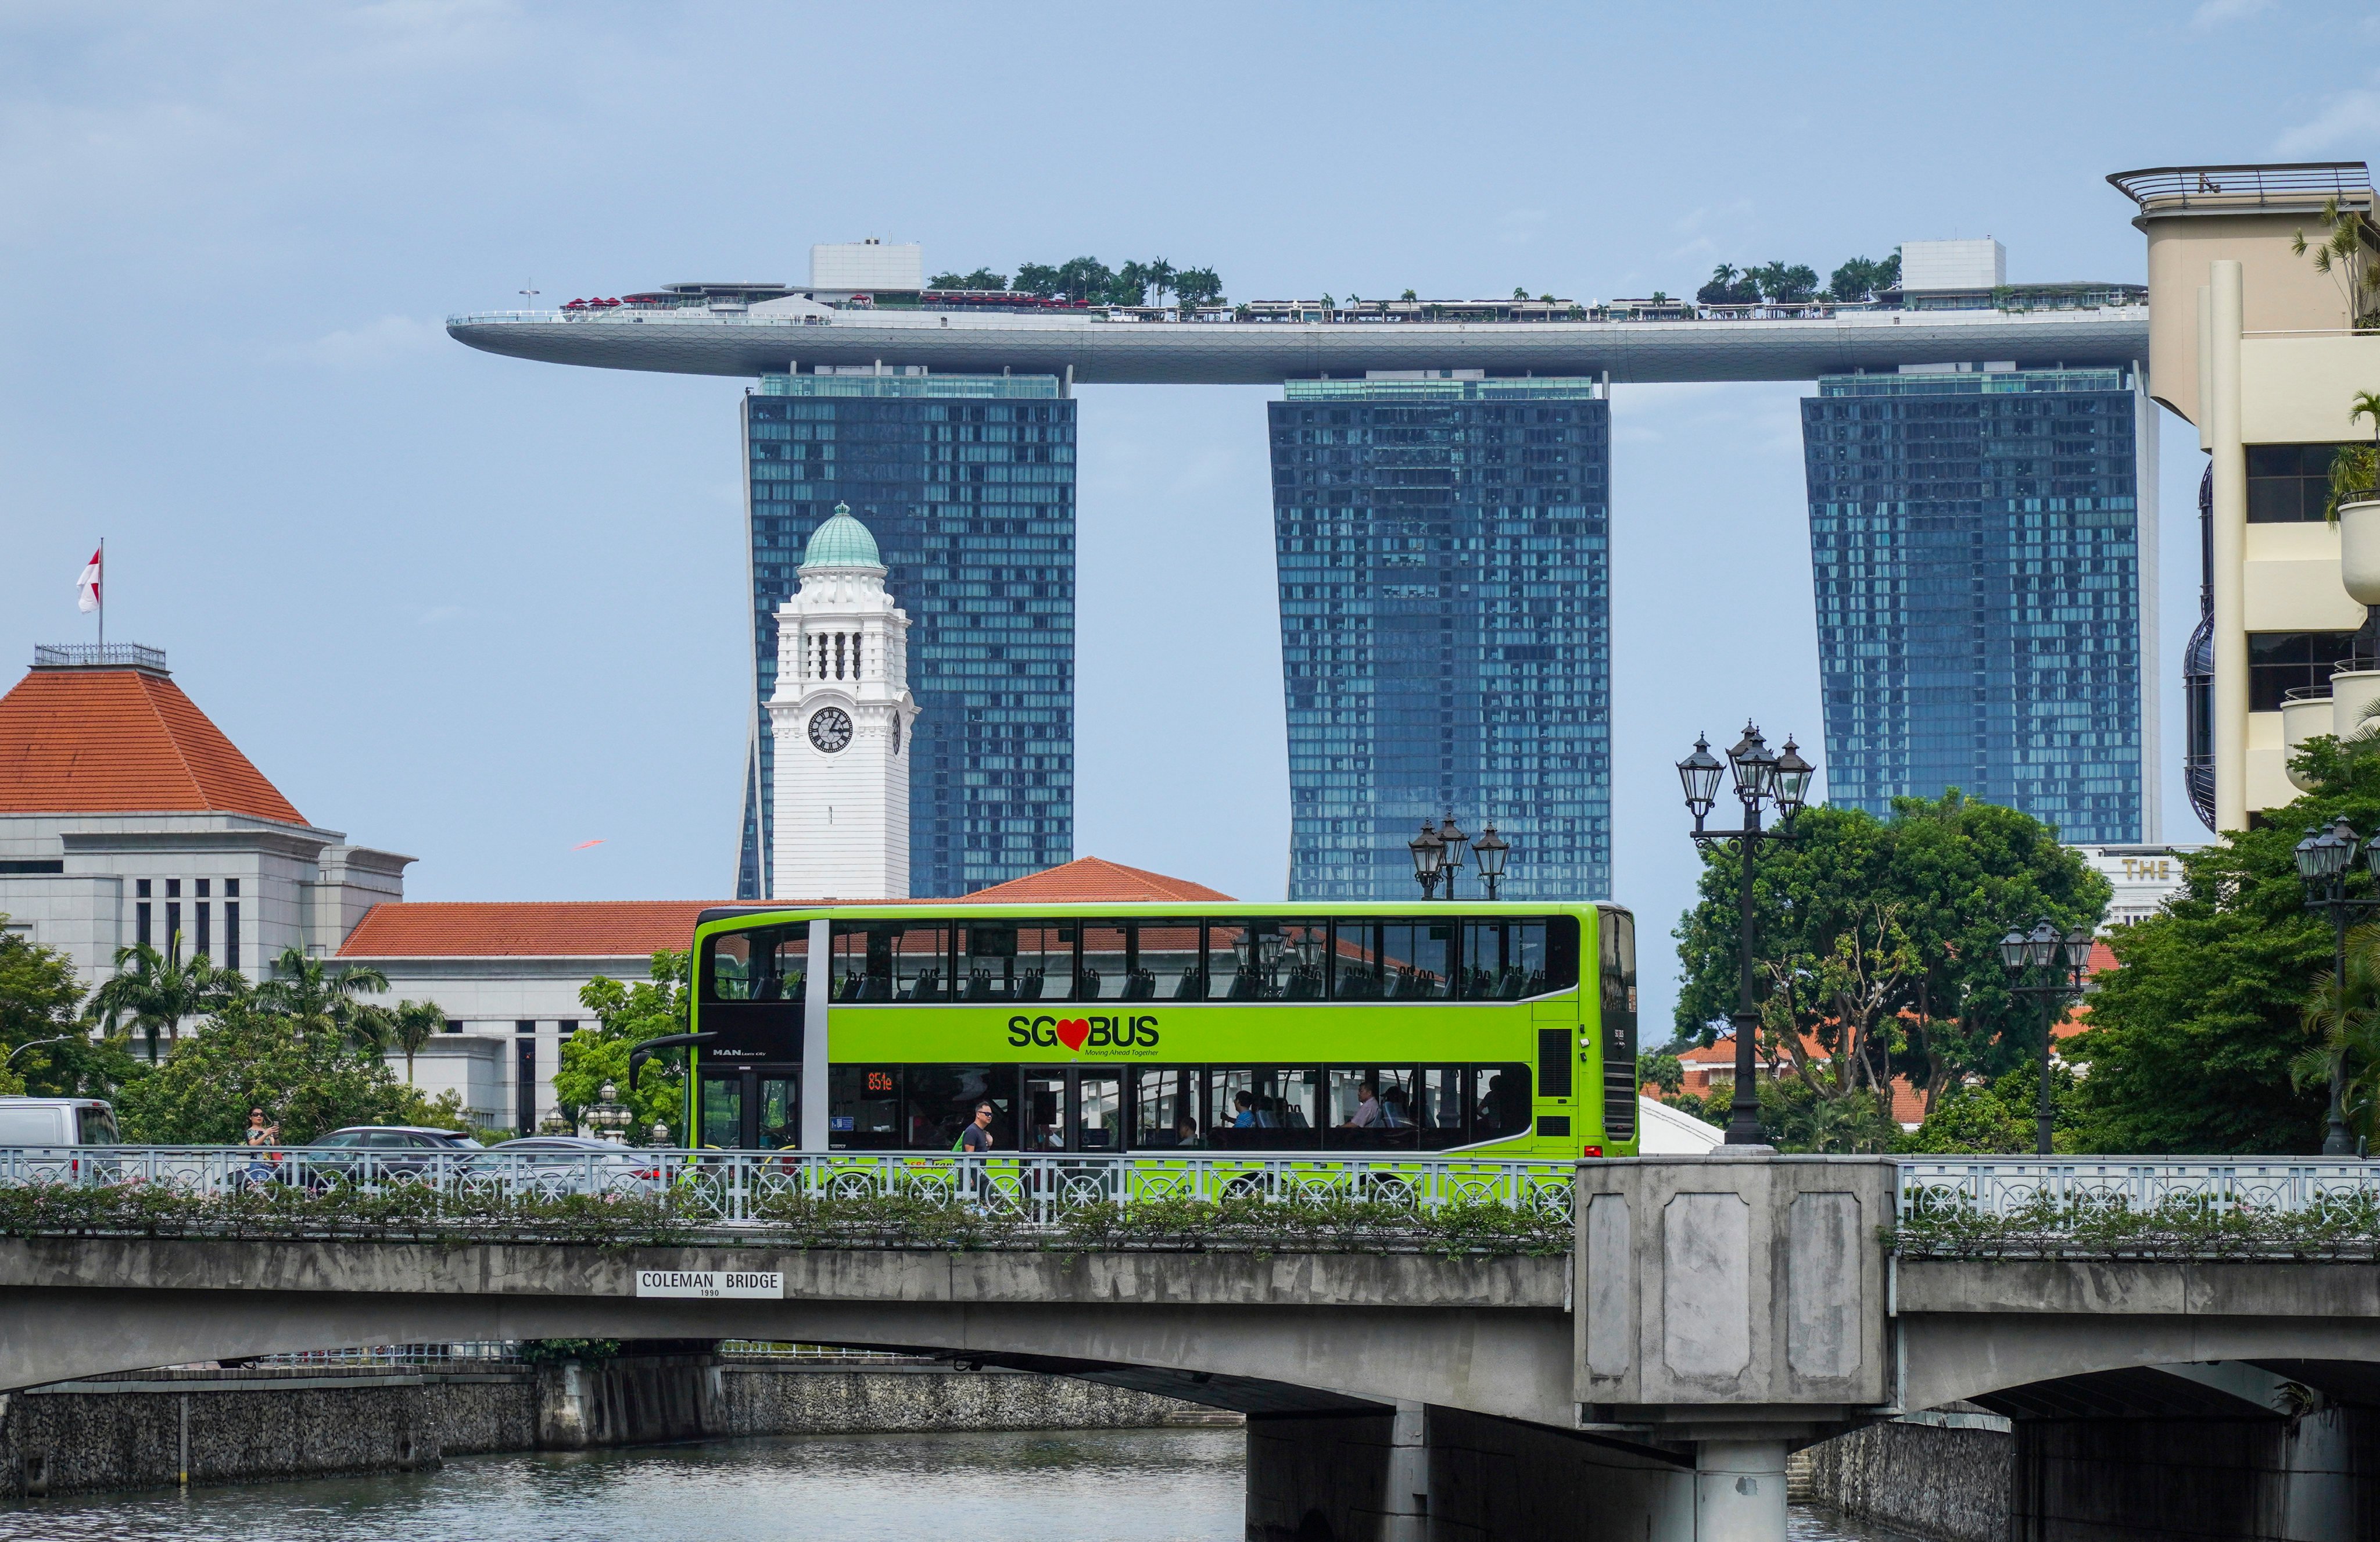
left=3, top=1149, right=2376, bottom=1540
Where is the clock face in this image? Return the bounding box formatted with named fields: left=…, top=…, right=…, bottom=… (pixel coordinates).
left=808, top=707, right=853, bottom=753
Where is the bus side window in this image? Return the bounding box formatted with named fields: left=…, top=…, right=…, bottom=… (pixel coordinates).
left=1472, top=1064, right=1533, bottom=1140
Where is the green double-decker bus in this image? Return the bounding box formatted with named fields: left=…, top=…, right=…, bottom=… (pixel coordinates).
left=683, top=900, right=1637, bottom=1161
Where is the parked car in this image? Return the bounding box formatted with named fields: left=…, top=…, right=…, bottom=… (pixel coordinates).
left=0, top=1097, right=118, bottom=1148
left=466, top=1135, right=666, bottom=1196
left=295, top=1125, right=482, bottom=1188
left=0, top=1097, right=122, bottom=1184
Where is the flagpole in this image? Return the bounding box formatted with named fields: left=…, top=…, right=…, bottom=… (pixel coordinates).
left=97, top=538, right=104, bottom=650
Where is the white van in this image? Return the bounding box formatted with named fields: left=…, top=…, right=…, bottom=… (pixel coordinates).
left=0, top=1097, right=120, bottom=1146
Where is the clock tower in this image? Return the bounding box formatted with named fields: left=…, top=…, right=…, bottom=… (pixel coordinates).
left=768, top=505, right=919, bottom=899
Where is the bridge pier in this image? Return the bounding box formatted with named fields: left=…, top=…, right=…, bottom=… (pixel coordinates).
left=1244, top=1403, right=1799, bottom=1541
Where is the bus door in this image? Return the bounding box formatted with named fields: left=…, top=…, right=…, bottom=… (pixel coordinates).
left=698, top=1064, right=802, bottom=1150
left=1020, top=1067, right=1124, bottom=1153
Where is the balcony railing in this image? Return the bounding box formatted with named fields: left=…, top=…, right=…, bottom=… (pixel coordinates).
left=1897, top=1157, right=2380, bottom=1218
left=31, top=643, right=166, bottom=672
left=2109, top=162, right=2372, bottom=211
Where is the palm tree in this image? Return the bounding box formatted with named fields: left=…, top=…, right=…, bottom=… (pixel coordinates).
left=256, top=946, right=388, bottom=1040
left=2293, top=922, right=2380, bottom=1148
left=91, top=943, right=245, bottom=1062
left=2292, top=196, right=2380, bottom=330
left=391, top=1000, right=446, bottom=1085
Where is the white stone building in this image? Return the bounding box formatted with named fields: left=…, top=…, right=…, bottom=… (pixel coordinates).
left=767, top=505, right=919, bottom=900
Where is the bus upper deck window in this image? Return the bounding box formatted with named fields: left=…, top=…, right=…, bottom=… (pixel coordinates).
left=708, top=934, right=753, bottom=1001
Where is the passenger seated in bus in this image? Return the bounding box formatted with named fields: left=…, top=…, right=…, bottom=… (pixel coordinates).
left=1342, top=1082, right=1382, bottom=1129
left=1174, top=1115, right=1201, bottom=1149
left=1478, top=1073, right=1528, bottom=1136
left=1231, top=1091, right=1257, bottom=1129
left=1379, top=1085, right=1411, bottom=1128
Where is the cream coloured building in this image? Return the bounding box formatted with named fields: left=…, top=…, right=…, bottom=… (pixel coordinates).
left=2110, top=163, right=2380, bottom=829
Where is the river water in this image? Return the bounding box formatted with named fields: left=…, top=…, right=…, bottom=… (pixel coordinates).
left=0, top=1427, right=1919, bottom=1541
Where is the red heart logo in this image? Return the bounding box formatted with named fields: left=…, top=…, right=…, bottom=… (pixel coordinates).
left=1055, top=1018, right=1090, bottom=1052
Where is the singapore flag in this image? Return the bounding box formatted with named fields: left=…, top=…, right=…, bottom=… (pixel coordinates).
left=75, top=548, right=101, bottom=613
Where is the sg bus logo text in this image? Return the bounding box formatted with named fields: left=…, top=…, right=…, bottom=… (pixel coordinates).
left=1006, top=1015, right=1162, bottom=1051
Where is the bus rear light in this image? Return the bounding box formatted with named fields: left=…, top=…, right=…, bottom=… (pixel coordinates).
left=1582, top=1144, right=1603, bottom=1158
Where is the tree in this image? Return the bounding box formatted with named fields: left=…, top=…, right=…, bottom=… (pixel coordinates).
left=1636, top=1049, right=1683, bottom=1094
left=1697, top=264, right=1759, bottom=305
left=114, top=999, right=467, bottom=1144
left=960, top=267, right=1008, bottom=292
left=1050, top=256, right=1118, bottom=304
left=0, top=920, right=138, bottom=1101
left=1675, top=792, right=2109, bottom=1117
left=254, top=947, right=388, bottom=1041
left=1751, top=261, right=1819, bottom=302
left=390, top=1000, right=446, bottom=1085
left=1899, top=1080, right=2027, bottom=1153
left=1174, top=267, right=1224, bottom=308
left=2292, top=195, right=2380, bottom=330
left=929, top=271, right=965, bottom=288
left=2071, top=738, right=2380, bottom=1153
left=557, top=950, right=693, bottom=1143
left=1012, top=262, right=1062, bottom=298
left=1827, top=253, right=1901, bottom=301
left=91, top=944, right=240, bottom=1062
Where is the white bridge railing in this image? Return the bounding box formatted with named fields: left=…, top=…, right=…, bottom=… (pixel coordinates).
left=0, top=1147, right=1576, bottom=1226
left=1895, top=1157, right=2380, bottom=1218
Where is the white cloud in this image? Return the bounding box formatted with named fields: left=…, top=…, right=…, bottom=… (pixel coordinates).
left=279, top=315, right=442, bottom=368
left=2276, top=85, right=2380, bottom=155
left=2191, top=0, right=2274, bottom=27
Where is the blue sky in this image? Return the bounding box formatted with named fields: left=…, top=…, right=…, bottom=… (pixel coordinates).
left=2, top=0, right=2370, bottom=1036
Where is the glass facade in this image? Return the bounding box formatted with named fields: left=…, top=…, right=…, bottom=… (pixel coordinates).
left=1269, top=378, right=1611, bottom=901
left=737, top=373, right=1076, bottom=899
left=1802, top=368, right=2145, bottom=843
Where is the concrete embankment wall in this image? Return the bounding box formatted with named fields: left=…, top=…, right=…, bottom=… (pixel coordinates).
left=0, top=1361, right=1220, bottom=1500
left=1795, top=1413, right=2012, bottom=1542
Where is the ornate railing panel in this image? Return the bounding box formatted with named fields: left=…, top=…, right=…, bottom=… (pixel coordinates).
left=0, top=1147, right=1574, bottom=1228
left=1895, top=1158, right=2380, bottom=1219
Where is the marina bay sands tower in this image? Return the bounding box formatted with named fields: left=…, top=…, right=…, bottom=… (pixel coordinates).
left=449, top=239, right=2152, bottom=894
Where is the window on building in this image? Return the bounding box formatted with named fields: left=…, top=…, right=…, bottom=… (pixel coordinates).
left=135, top=901, right=151, bottom=949
left=2248, top=444, right=2354, bottom=523
left=195, top=901, right=210, bottom=963
left=164, top=902, right=181, bottom=963
left=2249, top=631, right=2360, bottom=711
left=195, top=879, right=209, bottom=897
left=136, top=879, right=150, bottom=899
left=225, top=902, right=239, bottom=972
left=443, top=1018, right=463, bottom=1035
left=166, top=878, right=180, bottom=898
left=225, top=879, right=238, bottom=897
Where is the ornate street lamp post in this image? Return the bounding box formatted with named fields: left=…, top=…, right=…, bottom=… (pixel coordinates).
left=1409, top=812, right=1514, bottom=901
left=1997, top=920, right=2095, bottom=1156
left=1678, top=724, right=1815, bottom=1146
left=587, top=1082, right=632, bottom=1144
left=1474, top=822, right=1511, bottom=900
left=2294, top=817, right=2378, bottom=1156
left=1409, top=821, right=1445, bottom=900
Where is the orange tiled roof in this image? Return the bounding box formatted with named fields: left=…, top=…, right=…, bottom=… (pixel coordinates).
left=956, top=856, right=1235, bottom=905
left=0, top=666, right=305, bottom=824
left=336, top=857, right=1236, bottom=959
left=338, top=900, right=736, bottom=958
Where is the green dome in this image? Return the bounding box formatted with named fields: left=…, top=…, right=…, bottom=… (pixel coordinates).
left=800, top=504, right=883, bottom=569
